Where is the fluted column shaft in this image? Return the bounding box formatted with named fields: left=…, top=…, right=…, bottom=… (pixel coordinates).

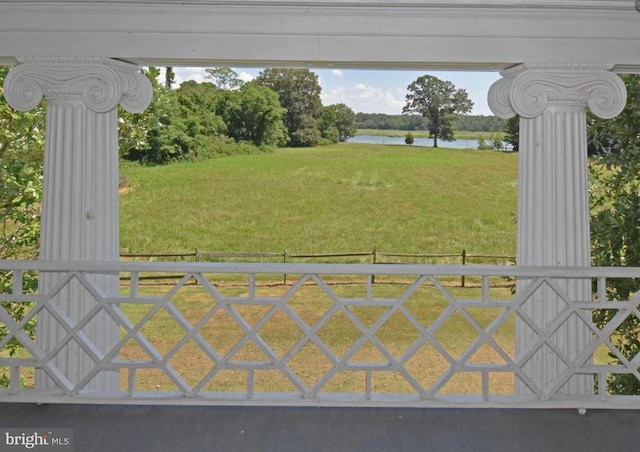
left=518, top=106, right=589, bottom=267
left=489, top=64, right=626, bottom=395
left=3, top=57, right=152, bottom=391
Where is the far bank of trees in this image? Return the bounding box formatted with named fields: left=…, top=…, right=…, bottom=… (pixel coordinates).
left=124, top=68, right=509, bottom=162
left=120, top=67, right=358, bottom=164
left=356, top=112, right=506, bottom=133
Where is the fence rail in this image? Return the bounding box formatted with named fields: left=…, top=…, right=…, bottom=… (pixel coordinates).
left=1, top=259, right=640, bottom=408
left=121, top=249, right=516, bottom=286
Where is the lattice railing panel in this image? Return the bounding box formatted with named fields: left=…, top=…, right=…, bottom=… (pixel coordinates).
left=2, top=260, right=640, bottom=407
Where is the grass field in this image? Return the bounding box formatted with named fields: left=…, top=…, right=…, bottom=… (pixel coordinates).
left=3, top=143, right=522, bottom=394
left=6, top=144, right=616, bottom=395
left=115, top=142, right=521, bottom=394
left=119, top=143, right=518, bottom=258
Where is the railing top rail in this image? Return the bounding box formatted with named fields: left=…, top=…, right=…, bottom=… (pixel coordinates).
left=2, top=259, right=640, bottom=278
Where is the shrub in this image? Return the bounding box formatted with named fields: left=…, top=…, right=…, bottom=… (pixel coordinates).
left=404, top=132, right=415, bottom=145
left=491, top=133, right=504, bottom=150
left=476, top=138, right=492, bottom=150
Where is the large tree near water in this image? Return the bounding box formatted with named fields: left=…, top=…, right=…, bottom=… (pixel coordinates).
left=403, top=75, right=473, bottom=147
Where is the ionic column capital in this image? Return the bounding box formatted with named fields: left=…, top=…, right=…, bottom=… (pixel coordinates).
left=488, top=63, right=626, bottom=119
left=3, top=56, right=152, bottom=114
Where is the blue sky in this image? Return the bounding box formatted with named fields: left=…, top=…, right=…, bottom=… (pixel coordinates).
left=172, top=67, right=501, bottom=116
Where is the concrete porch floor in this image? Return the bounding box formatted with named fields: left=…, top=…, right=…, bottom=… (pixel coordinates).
left=1, top=403, right=640, bottom=451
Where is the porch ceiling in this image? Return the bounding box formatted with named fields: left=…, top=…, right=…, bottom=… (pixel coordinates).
left=0, top=1, right=639, bottom=72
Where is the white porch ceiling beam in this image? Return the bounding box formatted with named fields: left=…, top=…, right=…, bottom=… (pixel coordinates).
left=1, top=1, right=639, bottom=71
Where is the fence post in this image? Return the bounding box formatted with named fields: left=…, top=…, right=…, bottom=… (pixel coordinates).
left=461, top=248, right=466, bottom=287
left=372, top=248, right=377, bottom=284
left=195, top=248, right=199, bottom=262
left=283, top=249, right=288, bottom=285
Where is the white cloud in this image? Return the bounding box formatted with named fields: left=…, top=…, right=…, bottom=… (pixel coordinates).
left=331, top=69, right=344, bottom=77
left=174, top=67, right=207, bottom=85
left=320, top=86, right=347, bottom=105
left=350, top=83, right=405, bottom=114
left=238, top=71, right=254, bottom=83
left=169, top=67, right=256, bottom=87
left=320, top=82, right=406, bottom=114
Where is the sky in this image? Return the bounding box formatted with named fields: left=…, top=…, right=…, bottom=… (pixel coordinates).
left=171, top=67, right=501, bottom=116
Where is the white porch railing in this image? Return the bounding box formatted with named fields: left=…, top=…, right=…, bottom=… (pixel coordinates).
left=1, top=259, right=640, bottom=408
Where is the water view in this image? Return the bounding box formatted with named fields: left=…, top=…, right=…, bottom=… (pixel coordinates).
left=349, top=135, right=512, bottom=150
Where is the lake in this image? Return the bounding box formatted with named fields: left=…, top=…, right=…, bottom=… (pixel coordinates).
left=348, top=135, right=512, bottom=150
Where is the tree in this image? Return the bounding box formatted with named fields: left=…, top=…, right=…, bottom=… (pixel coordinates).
left=170, top=81, right=227, bottom=159
left=322, top=103, right=357, bottom=142
left=255, top=68, right=323, bottom=147
left=121, top=73, right=228, bottom=164
left=165, top=67, right=175, bottom=89
left=355, top=113, right=429, bottom=131
left=453, top=114, right=506, bottom=132
left=119, top=67, right=190, bottom=164
left=0, top=65, right=44, bottom=260
left=476, top=137, right=491, bottom=150
left=291, top=114, right=322, bottom=147
left=491, top=133, right=505, bottom=151
left=403, top=75, right=473, bottom=147
left=0, top=65, right=43, bottom=387
left=205, top=67, right=243, bottom=91
left=503, top=115, right=519, bottom=152
left=121, top=73, right=282, bottom=164
left=589, top=74, right=640, bottom=394
left=119, top=67, right=171, bottom=161
left=217, top=82, right=288, bottom=146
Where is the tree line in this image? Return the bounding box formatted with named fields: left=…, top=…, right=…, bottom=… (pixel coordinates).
left=119, top=67, right=358, bottom=164
left=356, top=113, right=506, bottom=132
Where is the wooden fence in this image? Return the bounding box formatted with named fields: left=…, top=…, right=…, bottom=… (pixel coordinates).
left=120, top=249, right=515, bottom=287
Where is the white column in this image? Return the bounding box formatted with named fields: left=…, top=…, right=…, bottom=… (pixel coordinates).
left=489, top=64, right=626, bottom=395
left=3, top=57, right=152, bottom=391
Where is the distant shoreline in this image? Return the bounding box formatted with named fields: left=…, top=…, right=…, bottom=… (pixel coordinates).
left=356, top=129, right=500, bottom=141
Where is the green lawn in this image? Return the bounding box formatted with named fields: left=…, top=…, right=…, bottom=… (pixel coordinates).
left=116, top=143, right=519, bottom=393
left=119, top=143, right=518, bottom=258
left=4, top=143, right=618, bottom=396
